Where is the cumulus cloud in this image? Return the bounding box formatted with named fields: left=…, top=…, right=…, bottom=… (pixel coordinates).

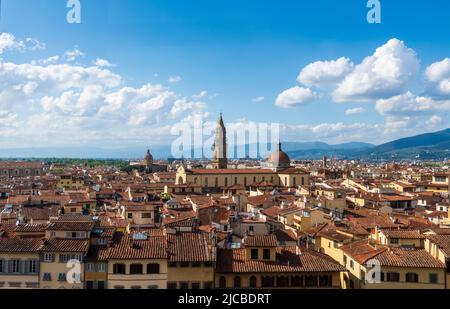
left=333, top=39, right=420, bottom=102
left=375, top=92, right=450, bottom=116
left=425, top=58, right=450, bottom=97
left=0, top=33, right=25, bottom=54
left=275, top=86, right=317, bottom=108
left=345, top=107, right=365, bottom=115
left=298, top=57, right=354, bottom=88
left=94, top=58, right=115, bottom=68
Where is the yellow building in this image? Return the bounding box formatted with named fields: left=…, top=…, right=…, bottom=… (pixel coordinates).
left=215, top=235, right=344, bottom=289
left=167, top=232, right=216, bottom=289
left=38, top=238, right=89, bottom=289
left=57, top=174, right=85, bottom=191
left=341, top=240, right=445, bottom=289
left=107, top=232, right=168, bottom=289
left=424, top=234, right=450, bottom=289
left=0, top=238, right=42, bottom=289
left=376, top=229, right=424, bottom=248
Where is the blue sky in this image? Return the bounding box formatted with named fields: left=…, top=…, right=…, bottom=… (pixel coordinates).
left=0, top=0, right=449, bottom=150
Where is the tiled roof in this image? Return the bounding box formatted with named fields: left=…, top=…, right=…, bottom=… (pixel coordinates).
left=108, top=233, right=167, bottom=259
left=374, top=248, right=445, bottom=268
left=341, top=240, right=387, bottom=264
left=0, top=238, right=43, bottom=252
left=14, top=223, right=49, bottom=233
left=380, top=229, right=425, bottom=239
left=48, top=221, right=94, bottom=231
left=245, top=235, right=278, bottom=247
left=167, top=232, right=215, bottom=262
left=215, top=247, right=344, bottom=273
left=39, top=239, right=90, bottom=253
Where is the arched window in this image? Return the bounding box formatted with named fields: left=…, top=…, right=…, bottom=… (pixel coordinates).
left=219, top=276, right=227, bottom=288
left=205, top=177, right=209, bottom=187
left=284, top=177, right=287, bottom=185
left=253, top=176, right=256, bottom=183
left=301, top=177, right=305, bottom=186
left=249, top=276, right=257, bottom=288
left=290, top=276, right=302, bottom=287
left=276, top=276, right=288, bottom=287
left=193, top=177, right=197, bottom=184
left=224, top=178, right=228, bottom=187
left=293, top=177, right=296, bottom=186
left=215, top=177, right=218, bottom=187
left=178, top=177, right=184, bottom=185
left=234, top=177, right=238, bottom=185
left=234, top=276, right=241, bottom=288
left=244, top=177, right=247, bottom=187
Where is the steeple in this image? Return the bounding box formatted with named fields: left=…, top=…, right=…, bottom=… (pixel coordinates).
left=212, top=113, right=227, bottom=169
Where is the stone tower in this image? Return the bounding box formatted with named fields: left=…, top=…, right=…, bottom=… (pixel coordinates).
left=212, top=113, right=227, bottom=169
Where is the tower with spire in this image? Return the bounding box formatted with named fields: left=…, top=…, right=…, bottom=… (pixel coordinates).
left=212, top=113, right=227, bottom=169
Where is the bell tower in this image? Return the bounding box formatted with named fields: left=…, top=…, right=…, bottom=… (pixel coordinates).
left=212, top=113, right=227, bottom=169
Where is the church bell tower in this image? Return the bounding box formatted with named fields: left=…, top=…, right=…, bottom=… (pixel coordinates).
left=212, top=113, right=227, bottom=169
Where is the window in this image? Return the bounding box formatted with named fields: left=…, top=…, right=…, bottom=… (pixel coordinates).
left=350, top=260, right=354, bottom=269
left=234, top=177, right=238, bottom=185
left=28, top=260, right=37, bottom=273
left=290, top=276, right=303, bottom=287
left=142, top=213, right=152, bottom=219
left=86, top=281, right=94, bottom=289
left=86, top=263, right=95, bottom=272
left=380, top=272, right=385, bottom=282
left=127, top=213, right=133, bottom=219
left=98, top=281, right=105, bottom=289
left=130, top=264, right=143, bottom=274
left=191, top=282, right=201, bottom=289
left=405, top=273, right=419, bottom=283
left=204, top=282, right=213, bottom=289
left=97, top=238, right=108, bottom=245
left=43, top=273, right=52, bottom=281
left=167, top=282, right=177, bottom=289
left=44, top=254, right=55, bottom=263
left=0, top=260, right=3, bottom=273
left=343, top=255, right=347, bottom=265
left=179, top=282, right=189, bottom=289
left=180, top=262, right=189, bottom=268
left=251, top=249, right=258, bottom=260
left=429, top=273, right=438, bottom=284
left=390, top=238, right=399, bottom=244
left=58, top=273, right=67, bottom=281
left=261, top=276, right=274, bottom=287
left=98, top=263, right=107, bottom=272
left=219, top=276, right=227, bottom=288
left=386, top=272, right=400, bottom=282
left=147, top=263, right=160, bottom=274
left=11, top=260, right=20, bottom=273
left=263, top=249, right=270, bottom=260
left=233, top=276, right=241, bottom=288
left=71, top=232, right=77, bottom=238
left=192, top=262, right=201, bottom=268
left=250, top=276, right=257, bottom=288
left=113, top=263, right=126, bottom=274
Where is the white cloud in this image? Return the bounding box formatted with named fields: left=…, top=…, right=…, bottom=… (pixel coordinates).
left=25, top=38, right=46, bottom=51
left=375, top=92, right=450, bottom=116
left=426, top=115, right=442, bottom=127
left=64, top=47, right=85, bottom=61
left=94, top=58, right=115, bottom=68
left=252, top=96, right=265, bottom=103
left=0, top=33, right=25, bottom=54
left=169, top=98, right=206, bottom=119
left=425, top=58, right=450, bottom=97
left=333, top=39, right=420, bottom=102
left=298, top=57, right=354, bottom=88
left=192, top=90, right=208, bottom=100
left=275, top=86, right=317, bottom=108
left=34, top=56, right=60, bottom=65
left=168, top=75, right=182, bottom=84
left=345, top=107, right=365, bottom=115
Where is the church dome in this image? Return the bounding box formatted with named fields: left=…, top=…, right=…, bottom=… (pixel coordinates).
left=267, top=143, right=291, bottom=167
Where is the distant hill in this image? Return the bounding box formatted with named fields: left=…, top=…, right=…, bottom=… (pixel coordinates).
left=359, top=128, right=450, bottom=160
